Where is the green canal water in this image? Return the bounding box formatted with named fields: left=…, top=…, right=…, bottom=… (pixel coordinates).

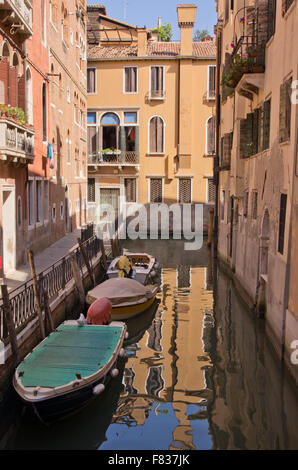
left=0, top=240, right=297, bottom=450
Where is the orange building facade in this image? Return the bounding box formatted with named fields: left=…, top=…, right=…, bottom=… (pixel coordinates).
left=86, top=5, right=216, bottom=233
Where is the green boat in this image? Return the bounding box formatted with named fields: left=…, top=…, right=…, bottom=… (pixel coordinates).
left=13, top=320, right=127, bottom=422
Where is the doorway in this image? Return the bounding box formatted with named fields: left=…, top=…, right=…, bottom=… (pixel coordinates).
left=2, top=187, right=16, bottom=274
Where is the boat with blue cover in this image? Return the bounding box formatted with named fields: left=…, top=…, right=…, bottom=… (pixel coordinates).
left=13, top=320, right=127, bottom=423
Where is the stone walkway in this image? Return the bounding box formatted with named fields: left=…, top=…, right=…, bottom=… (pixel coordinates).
left=3, top=229, right=82, bottom=293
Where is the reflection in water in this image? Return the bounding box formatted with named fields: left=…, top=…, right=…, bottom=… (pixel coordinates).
left=0, top=240, right=297, bottom=450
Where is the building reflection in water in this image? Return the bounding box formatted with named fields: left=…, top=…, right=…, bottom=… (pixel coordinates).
left=105, top=263, right=215, bottom=450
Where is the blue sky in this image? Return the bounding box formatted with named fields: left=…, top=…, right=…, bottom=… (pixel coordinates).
left=87, top=0, right=217, bottom=41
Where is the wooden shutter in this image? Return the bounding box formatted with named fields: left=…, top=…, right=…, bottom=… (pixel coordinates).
left=267, top=0, right=276, bottom=40
left=278, top=194, right=287, bottom=254
left=179, top=178, right=191, bottom=203
left=240, top=113, right=253, bottom=158
left=243, top=192, right=249, bottom=217
left=285, top=78, right=292, bottom=141
left=125, top=178, right=136, bottom=202
left=208, top=66, right=216, bottom=99
left=88, top=178, right=95, bottom=202
left=208, top=178, right=216, bottom=203
left=87, top=126, right=97, bottom=155
left=87, top=69, right=95, bottom=93
left=150, top=178, right=162, bottom=203
left=252, top=192, right=258, bottom=219
left=279, top=82, right=287, bottom=142
left=150, top=117, right=163, bottom=153
left=263, top=99, right=271, bottom=150
left=125, top=68, right=130, bottom=92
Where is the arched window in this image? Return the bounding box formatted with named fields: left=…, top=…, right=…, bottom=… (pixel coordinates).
left=206, top=116, right=215, bottom=155
left=2, top=41, right=10, bottom=58
left=42, top=83, right=47, bottom=141
left=149, top=116, right=164, bottom=154
left=17, top=197, right=22, bottom=228
left=26, top=67, right=33, bottom=125
left=101, top=113, right=120, bottom=151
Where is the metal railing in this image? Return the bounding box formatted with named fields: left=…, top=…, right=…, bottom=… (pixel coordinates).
left=88, top=151, right=139, bottom=165
left=0, top=235, right=101, bottom=344
left=81, top=223, right=94, bottom=242
left=231, top=35, right=265, bottom=71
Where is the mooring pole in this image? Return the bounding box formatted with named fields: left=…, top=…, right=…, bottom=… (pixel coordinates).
left=0, top=281, right=19, bottom=367
left=28, top=250, right=45, bottom=339
left=77, top=238, right=95, bottom=287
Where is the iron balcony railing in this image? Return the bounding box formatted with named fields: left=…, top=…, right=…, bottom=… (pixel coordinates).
left=88, top=150, right=139, bottom=165
left=222, top=35, right=265, bottom=94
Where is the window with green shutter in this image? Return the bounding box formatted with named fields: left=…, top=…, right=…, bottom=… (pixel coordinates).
left=279, top=78, right=292, bottom=143
left=267, top=0, right=277, bottom=41
left=263, top=99, right=271, bottom=150
left=240, top=113, right=254, bottom=158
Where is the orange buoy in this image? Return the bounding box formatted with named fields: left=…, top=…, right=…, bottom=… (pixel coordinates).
left=86, top=297, right=112, bottom=325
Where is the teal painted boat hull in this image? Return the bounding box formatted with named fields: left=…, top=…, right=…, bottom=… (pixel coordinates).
left=13, top=321, right=127, bottom=423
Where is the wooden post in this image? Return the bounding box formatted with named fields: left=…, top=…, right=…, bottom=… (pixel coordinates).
left=100, top=238, right=108, bottom=270
left=207, top=207, right=214, bottom=247
left=27, top=250, right=45, bottom=339
left=77, top=238, right=95, bottom=287
left=111, top=237, right=117, bottom=258
left=0, top=282, right=19, bottom=367
left=69, top=252, right=85, bottom=312
left=42, top=287, right=54, bottom=333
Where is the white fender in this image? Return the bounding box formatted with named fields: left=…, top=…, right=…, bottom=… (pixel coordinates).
left=110, top=368, right=119, bottom=378
left=150, top=270, right=156, bottom=278
left=125, top=332, right=129, bottom=339
left=93, top=383, right=105, bottom=396
left=154, top=263, right=159, bottom=270
left=119, top=348, right=126, bottom=358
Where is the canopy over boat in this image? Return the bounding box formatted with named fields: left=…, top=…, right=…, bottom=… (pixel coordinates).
left=86, top=277, right=158, bottom=307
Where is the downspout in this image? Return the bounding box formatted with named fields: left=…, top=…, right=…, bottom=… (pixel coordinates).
left=213, top=26, right=222, bottom=258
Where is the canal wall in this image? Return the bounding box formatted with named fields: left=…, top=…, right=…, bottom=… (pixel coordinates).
left=0, top=254, right=106, bottom=388
left=217, top=255, right=298, bottom=387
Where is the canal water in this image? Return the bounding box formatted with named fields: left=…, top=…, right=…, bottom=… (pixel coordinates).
left=0, top=240, right=297, bottom=450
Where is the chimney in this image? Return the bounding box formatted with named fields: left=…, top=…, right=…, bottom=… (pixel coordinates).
left=158, top=17, right=162, bottom=29
left=137, top=28, right=147, bottom=57
left=177, top=4, right=197, bottom=56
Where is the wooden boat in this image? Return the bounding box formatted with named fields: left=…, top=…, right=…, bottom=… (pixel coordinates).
left=86, top=277, right=159, bottom=321
left=13, top=320, right=127, bottom=423
left=107, top=252, right=159, bottom=285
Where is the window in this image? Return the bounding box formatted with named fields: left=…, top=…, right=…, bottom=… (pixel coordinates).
left=28, top=180, right=34, bottom=226
left=150, top=66, right=165, bottom=99
left=101, top=113, right=120, bottom=151
left=41, top=0, right=46, bottom=44
left=36, top=180, right=42, bottom=223
left=267, top=0, right=277, bottom=41
left=60, top=202, right=64, bottom=219
left=124, top=67, right=137, bottom=93
left=17, top=197, right=22, bottom=228
left=221, top=132, right=233, bottom=166
left=179, top=178, right=192, bottom=204
left=279, top=78, right=292, bottom=143
left=278, top=194, right=287, bottom=254
left=52, top=203, right=56, bottom=222
left=225, top=0, right=229, bottom=22
left=44, top=180, right=49, bottom=221
left=207, top=178, right=216, bottom=203
left=252, top=191, right=258, bottom=220
left=67, top=87, right=71, bottom=103
left=88, top=178, right=95, bottom=202
left=243, top=192, right=249, bottom=218
left=26, top=67, right=33, bottom=125
left=124, top=127, right=136, bottom=151
left=206, top=116, right=216, bottom=155
left=263, top=99, right=271, bottom=150
left=125, top=178, right=137, bottom=203
left=150, top=178, right=163, bottom=203
left=42, top=83, right=47, bottom=141
left=207, top=66, right=216, bottom=99
left=149, top=116, right=164, bottom=154
left=87, top=68, right=96, bottom=93
left=88, top=125, right=97, bottom=155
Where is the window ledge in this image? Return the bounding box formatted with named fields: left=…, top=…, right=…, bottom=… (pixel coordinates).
left=280, top=140, right=291, bottom=147
left=146, top=153, right=165, bottom=156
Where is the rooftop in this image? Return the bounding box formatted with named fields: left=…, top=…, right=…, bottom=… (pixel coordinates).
left=88, top=40, right=216, bottom=60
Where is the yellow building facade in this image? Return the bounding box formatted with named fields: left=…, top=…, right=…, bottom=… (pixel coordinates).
left=86, top=5, right=216, bottom=230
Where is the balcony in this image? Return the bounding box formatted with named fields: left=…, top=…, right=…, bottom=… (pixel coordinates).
left=88, top=150, right=139, bottom=167
left=0, top=117, right=34, bottom=165
left=222, top=36, right=265, bottom=100
left=0, top=0, right=33, bottom=37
